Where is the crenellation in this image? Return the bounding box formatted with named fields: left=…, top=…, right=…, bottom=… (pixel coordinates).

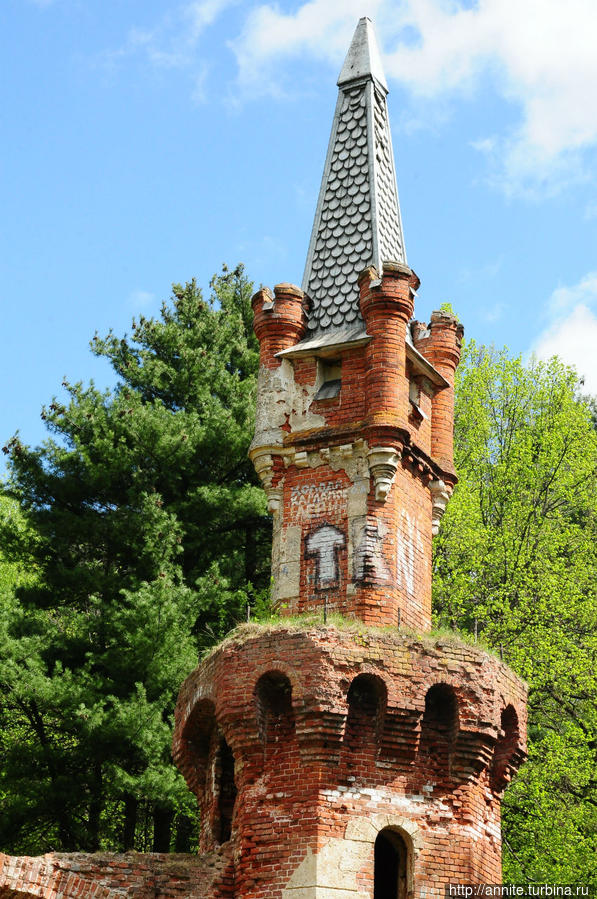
left=173, top=624, right=527, bottom=897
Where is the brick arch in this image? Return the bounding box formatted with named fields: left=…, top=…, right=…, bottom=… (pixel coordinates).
left=254, top=669, right=296, bottom=747
left=418, top=682, right=460, bottom=774
left=490, top=704, right=521, bottom=793
left=345, top=672, right=388, bottom=749
left=346, top=813, right=423, bottom=854
left=348, top=814, right=421, bottom=898
left=175, top=696, right=217, bottom=800
left=249, top=658, right=306, bottom=708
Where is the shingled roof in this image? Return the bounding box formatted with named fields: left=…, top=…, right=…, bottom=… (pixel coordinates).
left=301, top=17, right=407, bottom=342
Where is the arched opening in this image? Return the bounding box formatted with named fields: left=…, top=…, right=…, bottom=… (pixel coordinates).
left=179, top=698, right=216, bottom=800
left=255, top=670, right=295, bottom=749
left=490, top=705, right=520, bottom=792
left=374, top=829, right=408, bottom=899
left=419, top=683, right=459, bottom=772
left=216, top=736, right=237, bottom=843
left=345, top=673, right=387, bottom=751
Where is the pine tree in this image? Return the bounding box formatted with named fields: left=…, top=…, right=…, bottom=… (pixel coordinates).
left=0, top=265, right=269, bottom=852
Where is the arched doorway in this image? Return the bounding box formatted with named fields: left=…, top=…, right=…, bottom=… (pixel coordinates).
left=374, top=829, right=408, bottom=899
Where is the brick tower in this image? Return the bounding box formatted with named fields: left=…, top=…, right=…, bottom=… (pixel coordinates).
left=173, top=18, right=527, bottom=899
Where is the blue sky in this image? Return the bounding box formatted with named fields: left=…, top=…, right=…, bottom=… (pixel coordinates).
left=2, top=0, right=597, bottom=461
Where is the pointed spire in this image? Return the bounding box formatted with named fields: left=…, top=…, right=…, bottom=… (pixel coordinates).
left=302, top=18, right=406, bottom=339
left=337, top=16, right=388, bottom=92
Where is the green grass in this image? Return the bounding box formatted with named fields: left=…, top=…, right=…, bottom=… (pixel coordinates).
left=200, top=610, right=500, bottom=660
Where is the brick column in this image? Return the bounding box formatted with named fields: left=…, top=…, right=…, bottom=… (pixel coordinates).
left=414, top=310, right=463, bottom=480
left=252, top=283, right=308, bottom=369
left=358, top=262, right=420, bottom=433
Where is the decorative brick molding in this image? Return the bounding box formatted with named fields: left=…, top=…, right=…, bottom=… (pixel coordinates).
left=367, top=445, right=402, bottom=501
left=429, top=479, right=452, bottom=536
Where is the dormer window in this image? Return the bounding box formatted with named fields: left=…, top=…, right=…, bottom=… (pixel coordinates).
left=314, top=358, right=341, bottom=400
left=408, top=369, right=425, bottom=423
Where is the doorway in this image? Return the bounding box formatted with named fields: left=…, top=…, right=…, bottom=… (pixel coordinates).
left=373, top=829, right=407, bottom=899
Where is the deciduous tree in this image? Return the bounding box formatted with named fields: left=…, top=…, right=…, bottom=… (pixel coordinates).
left=433, top=344, right=597, bottom=883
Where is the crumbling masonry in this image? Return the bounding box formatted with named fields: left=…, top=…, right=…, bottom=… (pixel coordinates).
left=0, top=17, right=526, bottom=899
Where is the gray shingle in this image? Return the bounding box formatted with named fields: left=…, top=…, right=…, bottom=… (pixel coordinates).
left=302, top=18, right=407, bottom=338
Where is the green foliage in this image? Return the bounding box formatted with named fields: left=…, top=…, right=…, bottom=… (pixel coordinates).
left=434, top=343, right=597, bottom=883
left=438, top=301, right=458, bottom=319
left=3, top=263, right=596, bottom=879
left=0, top=265, right=269, bottom=853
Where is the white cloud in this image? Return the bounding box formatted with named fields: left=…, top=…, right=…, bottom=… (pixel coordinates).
left=230, top=0, right=597, bottom=193
left=186, top=0, right=234, bottom=37
left=531, top=273, right=597, bottom=395
left=230, top=0, right=385, bottom=95
left=128, top=289, right=156, bottom=310
left=483, top=302, right=506, bottom=324
left=106, top=0, right=235, bottom=73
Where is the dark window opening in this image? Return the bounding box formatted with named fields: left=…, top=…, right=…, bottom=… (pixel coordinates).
left=216, top=737, right=237, bottom=843
left=180, top=699, right=216, bottom=800
left=255, top=670, right=295, bottom=748
left=490, top=705, right=520, bottom=792
left=345, top=673, right=387, bottom=751
left=374, top=829, right=407, bottom=899
left=419, top=683, right=459, bottom=770
left=408, top=376, right=425, bottom=423
left=315, top=358, right=342, bottom=400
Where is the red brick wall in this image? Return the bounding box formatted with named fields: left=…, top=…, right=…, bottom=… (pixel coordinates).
left=0, top=849, right=234, bottom=898
left=174, top=624, right=527, bottom=899
left=250, top=266, right=462, bottom=632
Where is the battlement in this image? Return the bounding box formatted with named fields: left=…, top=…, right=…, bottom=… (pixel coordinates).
left=173, top=622, right=527, bottom=898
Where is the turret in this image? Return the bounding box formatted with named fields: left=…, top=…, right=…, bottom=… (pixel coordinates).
left=248, top=18, right=460, bottom=631
left=173, top=18, right=528, bottom=899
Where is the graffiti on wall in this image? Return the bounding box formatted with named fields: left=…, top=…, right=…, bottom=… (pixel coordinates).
left=353, top=519, right=390, bottom=584
left=290, top=482, right=348, bottom=519
left=396, top=510, right=423, bottom=595
left=305, top=524, right=346, bottom=589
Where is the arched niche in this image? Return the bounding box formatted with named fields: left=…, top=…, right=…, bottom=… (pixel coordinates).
left=180, top=698, right=217, bottom=800
left=490, top=704, right=520, bottom=792
left=374, top=828, right=409, bottom=899
left=345, top=673, right=387, bottom=751
left=215, top=735, right=237, bottom=844
left=419, top=683, right=459, bottom=773
left=255, top=670, right=295, bottom=751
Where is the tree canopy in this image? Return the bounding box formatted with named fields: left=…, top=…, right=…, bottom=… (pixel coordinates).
left=0, top=272, right=595, bottom=880
left=433, top=343, right=597, bottom=883
left=0, top=265, right=270, bottom=853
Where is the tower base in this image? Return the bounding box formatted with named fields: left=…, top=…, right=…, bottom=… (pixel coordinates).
left=174, top=622, right=527, bottom=899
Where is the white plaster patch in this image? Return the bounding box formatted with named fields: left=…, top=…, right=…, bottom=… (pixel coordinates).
left=276, top=525, right=302, bottom=601
left=347, top=478, right=369, bottom=518
left=282, top=841, right=370, bottom=898
left=251, top=360, right=326, bottom=452
left=320, top=786, right=452, bottom=830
